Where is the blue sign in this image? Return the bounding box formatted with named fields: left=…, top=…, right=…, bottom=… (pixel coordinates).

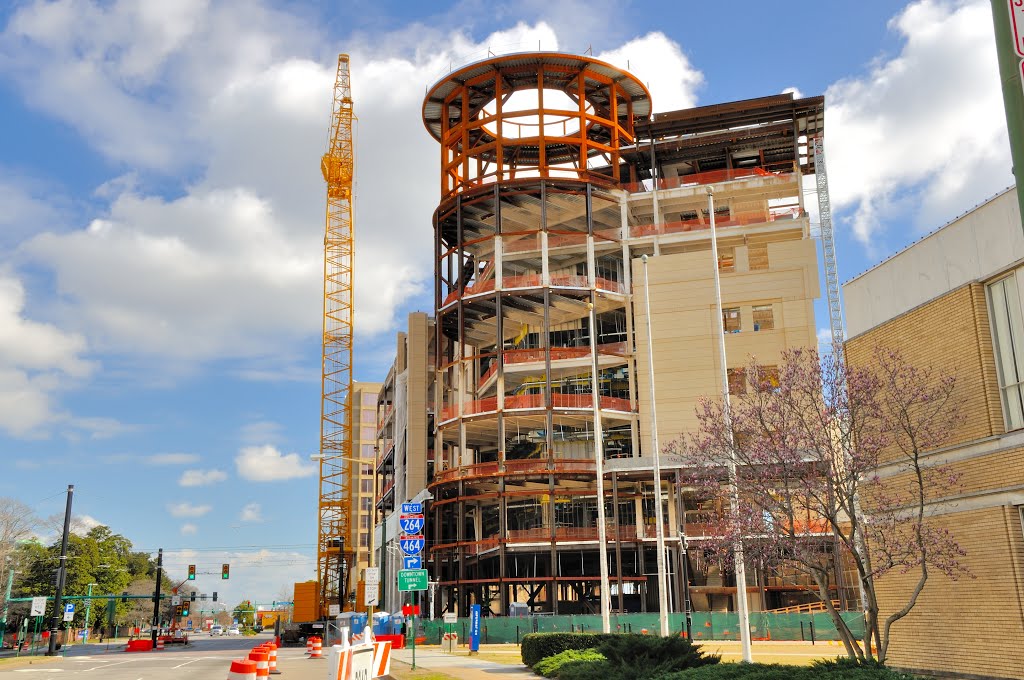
left=64, top=603, right=74, bottom=614
left=400, top=517, right=425, bottom=534
left=401, top=503, right=422, bottom=514
left=403, top=556, right=422, bottom=569
left=470, top=604, right=481, bottom=652
left=400, top=536, right=425, bottom=555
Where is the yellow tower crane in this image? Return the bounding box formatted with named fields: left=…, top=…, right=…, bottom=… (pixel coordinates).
left=317, top=53, right=356, bottom=618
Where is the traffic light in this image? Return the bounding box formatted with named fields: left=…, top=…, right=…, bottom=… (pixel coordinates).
left=213, top=591, right=218, bottom=602
left=187, top=564, right=196, bottom=580
left=221, top=563, right=230, bottom=580
left=190, top=592, right=196, bottom=602
left=175, top=605, right=182, bottom=617
left=181, top=604, right=190, bottom=617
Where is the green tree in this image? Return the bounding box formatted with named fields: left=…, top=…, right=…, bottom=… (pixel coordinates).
left=232, top=600, right=254, bottom=627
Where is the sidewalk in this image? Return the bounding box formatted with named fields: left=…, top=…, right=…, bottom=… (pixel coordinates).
left=390, top=646, right=535, bottom=679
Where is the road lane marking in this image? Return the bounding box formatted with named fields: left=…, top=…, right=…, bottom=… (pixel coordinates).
left=172, top=658, right=202, bottom=669
left=82, top=659, right=139, bottom=672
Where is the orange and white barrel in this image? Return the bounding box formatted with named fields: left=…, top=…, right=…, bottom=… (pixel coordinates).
left=306, top=637, right=313, bottom=655
left=309, top=636, right=323, bottom=659
left=226, top=658, right=257, bottom=680
left=248, top=649, right=270, bottom=679
left=265, top=641, right=281, bottom=675
left=156, top=637, right=165, bottom=650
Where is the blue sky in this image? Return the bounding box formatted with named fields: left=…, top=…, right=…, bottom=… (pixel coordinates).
left=0, top=0, right=1012, bottom=604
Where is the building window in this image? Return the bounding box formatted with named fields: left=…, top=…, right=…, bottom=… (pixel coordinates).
left=748, top=243, right=769, bottom=270
left=361, top=479, right=373, bottom=493
left=752, top=305, right=774, bottom=331
left=988, top=275, right=1024, bottom=430
left=362, top=443, right=376, bottom=458
left=723, top=307, right=741, bottom=333
left=728, top=368, right=746, bottom=395
left=718, top=247, right=735, bottom=273
left=362, top=393, right=377, bottom=406
left=361, top=408, right=376, bottom=423
left=360, top=426, right=375, bottom=441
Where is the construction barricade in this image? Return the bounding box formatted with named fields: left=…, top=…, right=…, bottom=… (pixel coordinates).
left=227, top=659, right=257, bottom=680
left=248, top=648, right=270, bottom=679
left=309, top=635, right=323, bottom=659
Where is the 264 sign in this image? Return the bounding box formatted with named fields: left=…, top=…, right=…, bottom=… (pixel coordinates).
left=399, top=516, right=424, bottom=534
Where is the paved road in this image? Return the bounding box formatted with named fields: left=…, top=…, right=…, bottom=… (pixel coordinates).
left=0, top=633, right=334, bottom=680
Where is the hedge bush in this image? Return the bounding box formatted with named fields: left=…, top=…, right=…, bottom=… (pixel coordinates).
left=533, top=649, right=607, bottom=678
left=522, top=633, right=721, bottom=679
left=665, top=659, right=922, bottom=680
left=597, top=634, right=719, bottom=678
left=520, top=633, right=616, bottom=667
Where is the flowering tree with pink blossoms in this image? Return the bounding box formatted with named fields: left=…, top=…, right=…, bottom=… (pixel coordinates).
left=668, top=347, right=968, bottom=663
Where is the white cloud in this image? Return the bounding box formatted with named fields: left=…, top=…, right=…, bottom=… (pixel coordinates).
left=180, top=523, right=198, bottom=536
left=71, top=514, right=102, bottom=536
left=0, top=273, right=93, bottom=437
left=179, top=469, right=228, bottom=487
left=1, top=2, right=706, bottom=372
left=240, top=502, right=263, bottom=523
left=235, top=445, right=316, bottom=482
left=825, top=0, right=1010, bottom=246
left=167, top=502, right=212, bottom=518
left=596, top=33, right=703, bottom=113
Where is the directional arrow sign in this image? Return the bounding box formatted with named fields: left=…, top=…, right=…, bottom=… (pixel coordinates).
left=399, top=517, right=425, bottom=534
left=403, top=556, right=422, bottom=569
left=399, top=536, right=425, bottom=556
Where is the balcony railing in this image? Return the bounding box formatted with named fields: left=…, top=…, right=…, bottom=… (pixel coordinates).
left=440, top=394, right=633, bottom=422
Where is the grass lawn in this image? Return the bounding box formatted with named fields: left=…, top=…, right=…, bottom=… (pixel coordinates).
left=0, top=656, right=63, bottom=670
left=388, top=662, right=460, bottom=680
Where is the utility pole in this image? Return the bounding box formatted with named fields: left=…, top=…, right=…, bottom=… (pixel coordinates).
left=150, top=549, right=163, bottom=647
left=990, top=0, right=1024, bottom=226
left=46, top=484, right=74, bottom=656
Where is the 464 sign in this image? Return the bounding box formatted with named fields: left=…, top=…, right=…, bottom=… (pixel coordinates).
left=399, top=536, right=425, bottom=555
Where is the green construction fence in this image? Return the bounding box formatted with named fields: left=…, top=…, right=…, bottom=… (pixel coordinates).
left=414, top=611, right=864, bottom=645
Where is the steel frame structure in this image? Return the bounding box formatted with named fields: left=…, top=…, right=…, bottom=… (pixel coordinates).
left=318, top=53, right=356, bottom=617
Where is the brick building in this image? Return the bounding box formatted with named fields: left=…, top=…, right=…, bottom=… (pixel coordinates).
left=844, top=186, right=1024, bottom=680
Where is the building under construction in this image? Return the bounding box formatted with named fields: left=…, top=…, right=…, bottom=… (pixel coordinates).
left=377, top=52, right=838, bottom=618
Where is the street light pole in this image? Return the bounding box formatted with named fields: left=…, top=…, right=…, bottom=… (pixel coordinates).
left=707, top=187, right=752, bottom=662
left=46, top=484, right=74, bottom=656
left=640, top=255, right=670, bottom=638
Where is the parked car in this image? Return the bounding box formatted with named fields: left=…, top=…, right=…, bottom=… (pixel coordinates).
left=209, top=625, right=223, bottom=636
left=226, top=626, right=241, bottom=635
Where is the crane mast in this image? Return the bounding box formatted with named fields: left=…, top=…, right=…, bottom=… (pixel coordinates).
left=317, top=53, right=356, bottom=618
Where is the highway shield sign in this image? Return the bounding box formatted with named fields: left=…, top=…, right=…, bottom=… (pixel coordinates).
left=399, top=536, right=424, bottom=555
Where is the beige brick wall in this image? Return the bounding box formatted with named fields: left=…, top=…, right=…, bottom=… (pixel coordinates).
left=845, top=283, right=1003, bottom=457
left=848, top=283, right=1024, bottom=679
left=874, top=505, right=1024, bottom=679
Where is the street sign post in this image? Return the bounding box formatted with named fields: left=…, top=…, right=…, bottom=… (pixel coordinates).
left=397, top=569, right=428, bottom=592
left=62, top=603, right=74, bottom=623
left=30, top=597, right=46, bottom=617
left=402, top=556, right=422, bottom=569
